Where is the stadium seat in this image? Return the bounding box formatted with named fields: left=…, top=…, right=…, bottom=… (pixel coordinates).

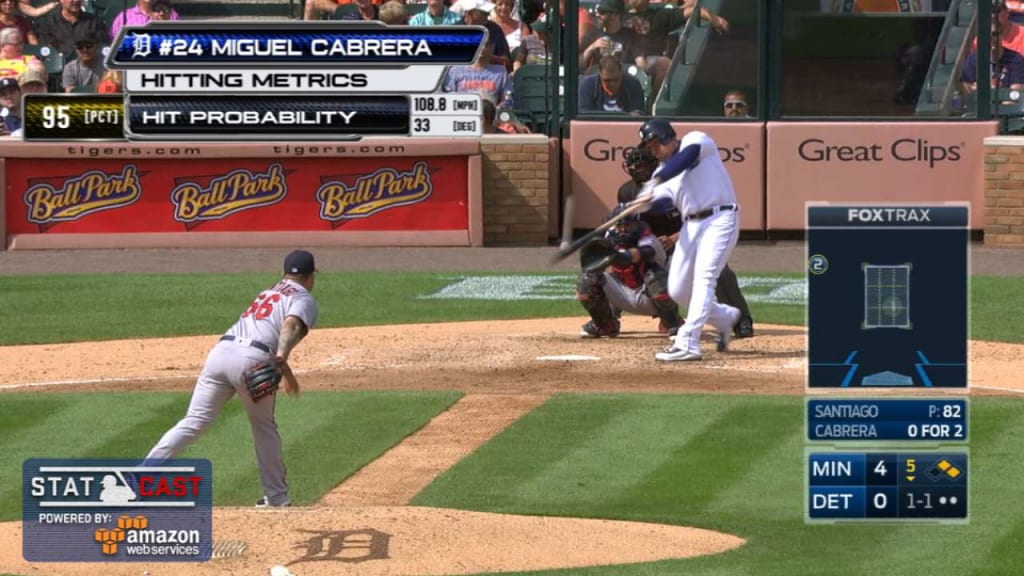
left=510, top=63, right=561, bottom=134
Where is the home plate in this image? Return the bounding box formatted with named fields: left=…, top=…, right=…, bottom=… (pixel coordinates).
left=536, top=355, right=602, bottom=361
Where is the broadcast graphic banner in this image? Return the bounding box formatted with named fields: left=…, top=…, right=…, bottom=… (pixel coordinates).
left=107, top=23, right=486, bottom=67
left=5, top=157, right=469, bottom=234
left=22, top=458, right=213, bottom=562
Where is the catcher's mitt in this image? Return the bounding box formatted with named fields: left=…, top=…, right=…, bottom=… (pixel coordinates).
left=243, top=361, right=282, bottom=402
left=580, top=238, right=630, bottom=274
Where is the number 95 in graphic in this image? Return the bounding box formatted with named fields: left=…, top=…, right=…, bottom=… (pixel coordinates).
left=807, top=452, right=968, bottom=522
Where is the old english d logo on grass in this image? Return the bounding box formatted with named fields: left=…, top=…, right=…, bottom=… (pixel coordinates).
left=315, top=161, right=434, bottom=229
left=23, top=165, right=144, bottom=232
left=170, top=163, right=292, bottom=230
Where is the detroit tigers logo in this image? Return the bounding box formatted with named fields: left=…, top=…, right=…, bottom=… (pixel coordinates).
left=24, top=165, right=143, bottom=226
left=170, top=163, right=288, bottom=228
left=315, top=161, right=433, bottom=223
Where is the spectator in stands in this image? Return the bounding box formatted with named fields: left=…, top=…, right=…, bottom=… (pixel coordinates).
left=337, top=0, right=380, bottom=20
left=482, top=97, right=499, bottom=133
left=0, top=0, right=36, bottom=45
left=63, top=29, right=103, bottom=91
left=1006, top=0, right=1024, bottom=24
left=378, top=0, right=406, bottom=23
left=723, top=89, right=752, bottom=118
left=109, top=0, right=178, bottom=40
left=456, top=0, right=513, bottom=71
left=557, top=0, right=598, bottom=47
left=578, top=55, right=644, bottom=114
left=491, top=0, right=521, bottom=52
left=443, top=35, right=510, bottom=104
left=35, top=0, right=108, bottom=58
left=514, top=11, right=551, bottom=71
left=992, top=1, right=1024, bottom=54
left=0, top=27, right=39, bottom=79
left=16, top=0, right=58, bottom=19
left=624, top=0, right=728, bottom=59
left=305, top=0, right=382, bottom=21
left=96, top=69, right=122, bottom=92
left=580, top=0, right=646, bottom=75
left=962, top=21, right=1024, bottom=97
left=409, top=0, right=461, bottom=25
left=18, top=65, right=44, bottom=93
left=0, top=76, right=17, bottom=135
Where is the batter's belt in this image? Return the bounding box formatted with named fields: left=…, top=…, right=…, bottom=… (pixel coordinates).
left=685, top=204, right=738, bottom=222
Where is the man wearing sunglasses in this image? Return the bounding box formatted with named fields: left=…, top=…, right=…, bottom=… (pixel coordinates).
left=722, top=90, right=752, bottom=118
left=62, top=29, right=104, bottom=92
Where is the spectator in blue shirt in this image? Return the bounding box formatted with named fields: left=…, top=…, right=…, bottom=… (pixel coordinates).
left=578, top=55, right=645, bottom=114
left=962, top=24, right=1024, bottom=98
left=409, top=0, right=462, bottom=25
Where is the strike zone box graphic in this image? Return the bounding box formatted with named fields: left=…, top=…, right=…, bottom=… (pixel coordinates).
left=806, top=204, right=969, bottom=388
left=22, top=459, right=212, bottom=562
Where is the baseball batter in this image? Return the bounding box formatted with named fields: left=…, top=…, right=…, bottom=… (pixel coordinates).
left=636, top=119, right=742, bottom=361
left=618, top=148, right=755, bottom=339
left=576, top=202, right=682, bottom=337
left=144, top=250, right=319, bottom=507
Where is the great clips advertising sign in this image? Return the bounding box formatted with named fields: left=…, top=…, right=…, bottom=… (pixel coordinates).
left=569, top=121, right=765, bottom=230
left=766, top=122, right=997, bottom=229
left=5, top=157, right=468, bottom=234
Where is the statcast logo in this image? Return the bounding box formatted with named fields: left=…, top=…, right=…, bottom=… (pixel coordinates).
left=583, top=139, right=746, bottom=163
left=797, top=138, right=962, bottom=168
left=24, top=165, right=142, bottom=225
left=170, top=163, right=288, bottom=224
left=316, top=161, right=433, bottom=221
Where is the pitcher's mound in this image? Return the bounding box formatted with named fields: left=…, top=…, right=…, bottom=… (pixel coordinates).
left=0, top=506, right=745, bottom=576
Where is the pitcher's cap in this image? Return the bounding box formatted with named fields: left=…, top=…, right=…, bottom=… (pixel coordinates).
left=284, top=250, right=316, bottom=274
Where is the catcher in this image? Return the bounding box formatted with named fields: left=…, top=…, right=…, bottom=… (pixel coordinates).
left=144, top=250, right=319, bottom=508
left=577, top=202, right=683, bottom=338
left=618, top=148, right=755, bottom=339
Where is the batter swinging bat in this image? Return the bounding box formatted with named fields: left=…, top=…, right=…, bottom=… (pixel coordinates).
left=548, top=193, right=655, bottom=265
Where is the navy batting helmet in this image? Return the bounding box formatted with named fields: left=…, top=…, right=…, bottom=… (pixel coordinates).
left=638, top=118, right=676, bottom=147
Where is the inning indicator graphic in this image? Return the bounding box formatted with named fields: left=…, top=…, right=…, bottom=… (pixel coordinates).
left=23, top=22, right=487, bottom=141
left=806, top=205, right=969, bottom=388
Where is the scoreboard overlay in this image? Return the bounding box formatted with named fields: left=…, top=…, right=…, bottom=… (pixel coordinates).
left=806, top=450, right=968, bottom=522
left=806, top=204, right=969, bottom=388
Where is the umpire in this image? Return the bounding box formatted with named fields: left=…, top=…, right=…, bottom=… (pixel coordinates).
left=618, top=148, right=755, bottom=339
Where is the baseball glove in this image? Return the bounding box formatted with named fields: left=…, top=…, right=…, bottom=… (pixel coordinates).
left=580, top=238, right=630, bottom=274
left=243, top=361, right=282, bottom=402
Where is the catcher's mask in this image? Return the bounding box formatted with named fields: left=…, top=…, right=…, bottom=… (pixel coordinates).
left=622, top=147, right=659, bottom=184
left=606, top=203, right=642, bottom=247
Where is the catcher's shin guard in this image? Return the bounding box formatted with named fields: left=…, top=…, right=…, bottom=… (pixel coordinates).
left=576, top=271, right=618, bottom=330
left=644, top=266, right=682, bottom=330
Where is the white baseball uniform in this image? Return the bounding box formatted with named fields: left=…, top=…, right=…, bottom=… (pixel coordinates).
left=652, top=130, right=742, bottom=357
left=145, top=278, right=318, bottom=507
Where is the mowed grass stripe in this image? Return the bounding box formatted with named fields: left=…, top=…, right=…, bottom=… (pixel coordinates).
left=506, top=395, right=734, bottom=512
left=0, top=391, right=460, bottom=519
left=413, top=395, right=626, bottom=513
left=0, top=393, right=187, bottom=521
left=174, top=391, right=462, bottom=506
left=278, top=391, right=463, bottom=505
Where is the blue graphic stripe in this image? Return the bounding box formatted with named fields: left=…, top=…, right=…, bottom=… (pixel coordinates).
left=112, top=29, right=485, bottom=65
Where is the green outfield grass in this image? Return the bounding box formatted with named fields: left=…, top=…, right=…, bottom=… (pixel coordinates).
left=0, top=391, right=461, bottom=522
left=0, top=272, right=1019, bottom=345
left=413, top=394, right=1024, bottom=576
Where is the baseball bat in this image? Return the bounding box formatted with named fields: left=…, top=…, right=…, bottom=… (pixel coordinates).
left=548, top=195, right=653, bottom=265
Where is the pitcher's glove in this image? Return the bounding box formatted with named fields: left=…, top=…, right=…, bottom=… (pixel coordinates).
left=580, top=238, right=632, bottom=274
left=244, top=361, right=282, bottom=402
